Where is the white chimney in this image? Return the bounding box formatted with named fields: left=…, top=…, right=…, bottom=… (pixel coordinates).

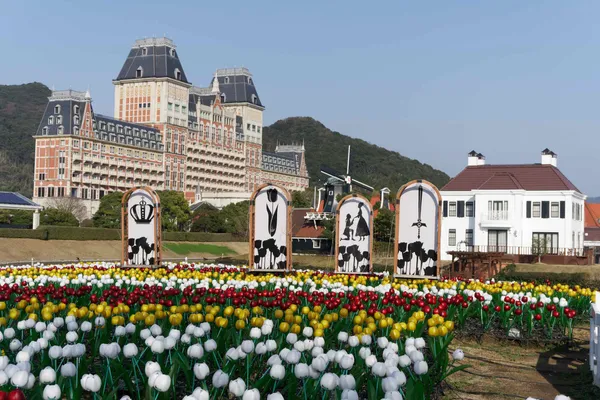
left=541, top=148, right=557, bottom=167
left=468, top=151, right=485, bottom=166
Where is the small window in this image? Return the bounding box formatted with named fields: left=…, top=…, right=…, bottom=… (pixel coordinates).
left=251, top=94, right=257, bottom=104
left=175, top=68, right=182, bottom=80
left=57, top=126, right=64, bottom=135
left=551, top=202, right=560, bottom=218
left=532, top=202, right=541, bottom=218
left=48, top=116, right=54, bottom=125
left=448, top=229, right=457, bottom=246
left=221, top=93, right=226, bottom=103
left=448, top=202, right=457, bottom=217
left=170, top=48, right=176, bottom=57
left=42, top=127, right=48, bottom=135
left=74, top=127, right=79, bottom=135
left=73, top=105, right=79, bottom=114
left=54, top=105, right=61, bottom=114
left=74, top=115, right=80, bottom=125
left=465, top=201, right=474, bottom=217
left=465, top=229, right=473, bottom=246
left=312, top=239, right=321, bottom=249
left=56, top=115, right=62, bottom=124
left=136, top=67, right=143, bottom=78
left=141, top=47, right=147, bottom=56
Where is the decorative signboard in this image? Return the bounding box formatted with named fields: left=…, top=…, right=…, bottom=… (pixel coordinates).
left=121, top=187, right=162, bottom=266
left=334, top=194, right=373, bottom=273
left=394, top=180, right=441, bottom=278
left=249, top=184, right=292, bottom=271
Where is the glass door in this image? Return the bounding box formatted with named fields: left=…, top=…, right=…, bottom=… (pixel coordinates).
left=488, top=230, right=508, bottom=252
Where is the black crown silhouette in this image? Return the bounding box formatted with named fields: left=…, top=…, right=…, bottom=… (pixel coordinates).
left=130, top=198, right=154, bottom=224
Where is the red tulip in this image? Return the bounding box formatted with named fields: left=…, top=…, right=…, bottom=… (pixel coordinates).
left=534, top=314, right=542, bottom=321
left=8, top=390, right=25, bottom=400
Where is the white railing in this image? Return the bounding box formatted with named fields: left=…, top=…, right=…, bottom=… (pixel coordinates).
left=481, top=211, right=509, bottom=221
left=591, top=293, right=600, bottom=387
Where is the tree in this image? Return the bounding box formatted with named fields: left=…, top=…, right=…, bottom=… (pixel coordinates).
left=531, top=237, right=548, bottom=263
left=46, top=197, right=88, bottom=221
left=291, top=190, right=312, bottom=208
left=158, top=191, right=191, bottom=231
left=374, top=208, right=395, bottom=242
left=220, top=201, right=249, bottom=237
left=40, top=207, right=78, bottom=226
left=0, top=209, right=33, bottom=226
left=93, top=192, right=123, bottom=229
left=191, top=203, right=225, bottom=233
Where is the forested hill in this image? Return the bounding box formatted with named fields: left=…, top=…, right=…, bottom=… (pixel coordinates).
left=263, top=117, right=450, bottom=190
left=0, top=82, right=51, bottom=197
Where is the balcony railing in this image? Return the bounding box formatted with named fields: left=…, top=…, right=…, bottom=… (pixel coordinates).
left=481, top=211, right=509, bottom=221
left=452, top=244, right=584, bottom=257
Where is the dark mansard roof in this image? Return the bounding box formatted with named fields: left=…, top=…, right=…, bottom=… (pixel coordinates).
left=211, top=68, right=263, bottom=108
left=115, top=38, right=189, bottom=84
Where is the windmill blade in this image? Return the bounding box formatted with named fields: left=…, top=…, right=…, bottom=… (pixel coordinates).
left=351, top=178, right=374, bottom=192
left=320, top=165, right=346, bottom=182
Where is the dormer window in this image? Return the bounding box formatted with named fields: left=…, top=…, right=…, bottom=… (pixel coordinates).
left=170, top=48, right=176, bottom=57
left=74, top=127, right=79, bottom=135
left=56, top=115, right=62, bottom=124
left=42, top=127, right=48, bottom=135
left=73, top=105, right=79, bottom=114
left=54, top=105, right=61, bottom=114
left=48, top=116, right=54, bottom=125
left=251, top=94, right=257, bottom=104
left=221, top=93, right=226, bottom=103
left=175, top=68, right=182, bottom=80
left=141, top=47, right=147, bottom=56
left=224, top=76, right=230, bottom=84
left=248, top=78, right=253, bottom=85
left=73, top=115, right=80, bottom=125
left=57, top=126, right=64, bottom=135
left=136, top=67, right=143, bottom=78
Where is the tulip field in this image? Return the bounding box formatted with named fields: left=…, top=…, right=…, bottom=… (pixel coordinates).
left=0, top=262, right=592, bottom=400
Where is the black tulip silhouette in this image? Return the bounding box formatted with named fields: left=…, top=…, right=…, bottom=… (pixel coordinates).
left=342, top=253, right=351, bottom=262
left=267, top=188, right=278, bottom=203
left=427, top=249, right=437, bottom=260
left=128, top=252, right=134, bottom=260
left=273, top=247, right=281, bottom=258
left=402, top=251, right=411, bottom=261
left=128, top=238, right=135, bottom=247
left=266, top=188, right=279, bottom=237
left=255, top=240, right=262, bottom=249
left=398, top=260, right=405, bottom=269
left=362, top=251, right=370, bottom=261
left=412, top=241, right=423, bottom=254
left=254, top=255, right=260, bottom=264
left=355, top=252, right=363, bottom=262
left=148, top=257, right=155, bottom=265
left=339, top=246, right=346, bottom=255
left=277, top=260, right=286, bottom=269
left=420, top=248, right=429, bottom=263
left=399, top=242, right=407, bottom=253
left=258, top=248, right=267, bottom=258
left=279, top=245, right=287, bottom=255
left=338, top=259, right=345, bottom=268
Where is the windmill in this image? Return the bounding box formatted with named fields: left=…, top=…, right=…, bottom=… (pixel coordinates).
left=318, top=145, right=374, bottom=213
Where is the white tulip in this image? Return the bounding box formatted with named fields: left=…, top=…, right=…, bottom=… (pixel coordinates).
left=204, top=339, right=217, bottom=352
left=270, top=364, right=285, bottom=380
left=409, top=350, right=424, bottom=363
left=382, top=377, right=398, bottom=393
left=150, top=324, right=162, bottom=337
left=320, top=372, right=339, bottom=390
left=341, top=389, right=359, bottom=400
left=554, top=396, right=571, bottom=400
left=384, top=391, right=403, bottom=400
left=302, top=327, right=313, bottom=337
left=359, top=347, right=371, bottom=360
left=286, top=333, right=298, bottom=344
left=43, top=384, right=61, bottom=400
left=311, top=346, right=324, bottom=357
left=212, top=370, right=229, bottom=388
left=266, top=339, right=277, bottom=352
left=267, top=354, right=282, bottom=366
left=60, top=362, right=76, bottom=377
left=188, top=344, right=204, bottom=359
left=452, top=349, right=464, bottom=361
left=405, top=338, right=415, bottom=347
left=250, top=327, right=261, bottom=339
left=365, top=355, right=377, bottom=367
left=115, top=326, right=127, bottom=337
left=261, top=324, right=273, bottom=336
left=148, top=371, right=161, bottom=388
left=338, top=331, right=349, bottom=342
left=191, top=388, right=210, bottom=400
left=391, top=370, right=407, bottom=386
left=193, top=363, right=210, bottom=380
left=3, top=328, right=15, bottom=339
left=39, top=366, right=57, bottom=383
left=66, top=321, right=78, bottom=331
left=241, top=340, right=254, bottom=354
left=229, top=378, right=246, bottom=397
left=154, top=374, right=171, bottom=392
left=0, top=357, right=7, bottom=370
left=414, top=360, right=428, bottom=375
left=267, top=392, right=284, bottom=400
left=151, top=339, right=165, bottom=354
left=311, top=354, right=329, bottom=372
left=285, top=349, right=301, bottom=364
left=242, top=388, right=260, bottom=400
left=415, top=337, right=426, bottom=349
left=11, top=370, right=29, bottom=387
left=10, top=339, right=22, bottom=352
left=4, top=365, right=17, bottom=379
left=340, top=354, right=355, bottom=370
left=168, top=329, right=181, bottom=340
left=81, top=321, right=92, bottom=332
left=66, top=331, right=78, bottom=343
left=140, top=329, right=151, bottom=340
left=293, top=341, right=305, bottom=352
left=361, top=335, right=372, bottom=346
left=126, top=323, right=136, bottom=334
left=295, top=363, right=309, bottom=378
left=377, top=337, right=389, bottom=349
left=26, top=373, right=35, bottom=389
left=144, top=361, right=161, bottom=378
left=123, top=343, right=138, bottom=358
left=339, top=374, right=356, bottom=390
left=398, top=354, right=411, bottom=367
left=15, top=351, right=29, bottom=363
left=348, top=335, right=359, bottom=347
left=313, top=337, right=325, bottom=347
left=35, top=322, right=47, bottom=333
left=372, top=362, right=387, bottom=377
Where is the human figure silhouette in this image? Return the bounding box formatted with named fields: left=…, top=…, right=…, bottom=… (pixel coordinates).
left=354, top=203, right=370, bottom=241
left=342, top=214, right=354, bottom=240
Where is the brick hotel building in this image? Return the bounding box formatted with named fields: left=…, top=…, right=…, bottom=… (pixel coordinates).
left=32, top=38, right=309, bottom=218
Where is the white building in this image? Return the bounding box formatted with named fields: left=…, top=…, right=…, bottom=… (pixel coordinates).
left=440, top=149, right=586, bottom=260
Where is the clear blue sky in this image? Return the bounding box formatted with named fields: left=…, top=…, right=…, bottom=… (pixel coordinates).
left=1, top=1, right=599, bottom=194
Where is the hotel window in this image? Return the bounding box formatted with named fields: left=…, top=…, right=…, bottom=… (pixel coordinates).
left=54, top=105, right=61, bottom=114
left=48, top=116, right=54, bottom=125
left=141, top=47, right=147, bottom=55
left=74, top=127, right=79, bottom=135
left=56, top=115, right=62, bottom=124
left=136, top=67, right=143, bottom=78
left=532, top=232, right=559, bottom=254
left=37, top=187, right=45, bottom=197
left=532, top=202, right=541, bottom=218
left=448, top=229, right=457, bottom=246
left=175, top=104, right=180, bottom=113
left=551, top=202, right=560, bottom=218
left=73, top=105, right=79, bottom=114
left=74, top=115, right=80, bottom=125
left=42, top=127, right=48, bottom=135
left=168, top=103, right=173, bottom=111
left=57, top=126, right=64, bottom=135
left=448, top=202, right=457, bottom=217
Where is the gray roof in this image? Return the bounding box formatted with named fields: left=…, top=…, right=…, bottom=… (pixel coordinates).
left=35, top=90, right=163, bottom=152
left=115, top=38, right=189, bottom=84
left=262, top=151, right=300, bottom=175
left=211, top=67, right=263, bottom=108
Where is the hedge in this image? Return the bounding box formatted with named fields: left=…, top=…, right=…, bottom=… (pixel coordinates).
left=0, top=227, right=242, bottom=242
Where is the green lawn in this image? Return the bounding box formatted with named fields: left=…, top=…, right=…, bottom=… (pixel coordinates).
left=164, top=242, right=235, bottom=256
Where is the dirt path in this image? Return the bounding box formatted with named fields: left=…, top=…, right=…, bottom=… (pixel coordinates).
left=0, top=238, right=246, bottom=264
left=444, top=326, right=599, bottom=400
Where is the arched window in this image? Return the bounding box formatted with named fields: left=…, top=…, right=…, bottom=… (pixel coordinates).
left=251, top=94, right=257, bottom=104
left=220, top=93, right=226, bottom=103
left=248, top=78, right=253, bottom=85
left=74, top=127, right=79, bottom=135
left=73, top=105, right=79, bottom=114
left=42, top=127, right=48, bottom=135
left=73, top=115, right=80, bottom=125
left=224, top=76, right=230, bottom=84
left=54, top=105, right=61, bottom=114
left=175, top=68, right=182, bottom=80
left=48, top=116, right=54, bottom=125
left=142, top=47, right=147, bottom=56
left=57, top=126, right=64, bottom=135
left=136, top=67, right=143, bottom=78
left=56, top=115, right=62, bottom=124
left=170, top=48, right=176, bottom=57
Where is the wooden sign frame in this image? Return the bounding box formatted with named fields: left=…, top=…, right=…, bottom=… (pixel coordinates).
left=334, top=193, right=374, bottom=274
left=121, top=187, right=162, bottom=266
left=248, top=183, right=293, bottom=272
left=394, top=179, right=442, bottom=279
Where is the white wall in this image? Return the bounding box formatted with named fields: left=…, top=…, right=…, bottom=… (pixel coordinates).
left=440, top=190, right=585, bottom=260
